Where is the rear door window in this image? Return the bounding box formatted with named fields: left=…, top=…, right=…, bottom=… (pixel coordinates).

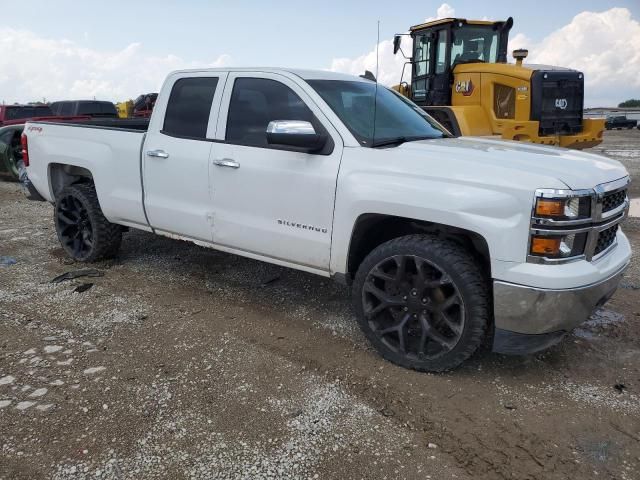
left=4, top=106, right=51, bottom=120
left=77, top=102, right=101, bottom=115
left=60, top=103, right=73, bottom=116
left=163, top=77, right=219, bottom=139
left=99, top=102, right=118, bottom=116
left=35, top=106, right=53, bottom=116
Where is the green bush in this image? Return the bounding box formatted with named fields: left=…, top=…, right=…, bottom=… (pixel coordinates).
left=618, top=99, right=640, bottom=108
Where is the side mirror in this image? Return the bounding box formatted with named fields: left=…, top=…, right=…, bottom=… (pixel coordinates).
left=393, top=35, right=402, bottom=55
left=266, top=120, right=327, bottom=151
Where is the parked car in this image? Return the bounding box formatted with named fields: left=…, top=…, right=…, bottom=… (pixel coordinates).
left=49, top=100, right=118, bottom=118
left=605, top=115, right=637, bottom=130
left=0, top=124, right=23, bottom=179
left=0, top=104, right=53, bottom=126
left=133, top=93, right=158, bottom=118
left=0, top=109, right=91, bottom=181
left=23, top=68, right=631, bottom=372
left=0, top=124, right=43, bottom=199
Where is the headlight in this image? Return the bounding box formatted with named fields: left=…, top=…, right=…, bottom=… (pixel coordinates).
left=529, top=188, right=593, bottom=263
left=534, top=195, right=591, bottom=221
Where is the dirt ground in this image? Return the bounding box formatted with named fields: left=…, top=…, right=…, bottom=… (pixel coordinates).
left=1, top=130, right=639, bottom=480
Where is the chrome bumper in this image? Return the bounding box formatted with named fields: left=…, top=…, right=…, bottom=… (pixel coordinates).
left=493, top=262, right=629, bottom=336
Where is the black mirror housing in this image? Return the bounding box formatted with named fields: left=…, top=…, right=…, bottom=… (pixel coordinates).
left=267, top=132, right=327, bottom=151
left=393, top=35, right=402, bottom=55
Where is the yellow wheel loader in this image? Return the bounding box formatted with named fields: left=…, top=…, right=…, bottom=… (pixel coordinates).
left=393, top=17, right=604, bottom=149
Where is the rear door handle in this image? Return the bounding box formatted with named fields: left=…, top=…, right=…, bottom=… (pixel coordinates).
left=213, top=158, right=240, bottom=169
left=146, top=150, right=169, bottom=159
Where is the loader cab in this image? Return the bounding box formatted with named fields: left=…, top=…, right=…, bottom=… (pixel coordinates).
left=398, top=17, right=512, bottom=107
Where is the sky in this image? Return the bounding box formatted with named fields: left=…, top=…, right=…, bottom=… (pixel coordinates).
left=0, top=0, right=638, bottom=107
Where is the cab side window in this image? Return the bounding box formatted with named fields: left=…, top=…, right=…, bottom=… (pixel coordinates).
left=435, top=29, right=448, bottom=74
left=226, top=78, right=315, bottom=148
left=414, top=35, right=432, bottom=77
left=163, top=77, right=219, bottom=139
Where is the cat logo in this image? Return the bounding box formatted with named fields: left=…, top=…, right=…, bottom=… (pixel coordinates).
left=555, top=98, right=568, bottom=110
left=455, top=80, right=474, bottom=96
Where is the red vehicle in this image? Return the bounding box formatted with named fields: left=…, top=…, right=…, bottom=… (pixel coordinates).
left=132, top=93, right=158, bottom=118
left=0, top=104, right=89, bottom=127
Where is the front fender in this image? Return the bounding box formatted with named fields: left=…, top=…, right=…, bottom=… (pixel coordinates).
left=330, top=153, right=538, bottom=276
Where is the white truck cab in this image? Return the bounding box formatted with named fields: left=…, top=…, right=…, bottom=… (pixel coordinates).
left=23, top=68, right=631, bottom=371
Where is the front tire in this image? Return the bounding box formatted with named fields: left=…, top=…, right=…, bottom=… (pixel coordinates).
left=54, top=183, right=122, bottom=262
left=352, top=235, right=490, bottom=372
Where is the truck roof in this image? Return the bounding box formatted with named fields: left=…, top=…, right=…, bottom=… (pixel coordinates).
left=167, top=67, right=371, bottom=82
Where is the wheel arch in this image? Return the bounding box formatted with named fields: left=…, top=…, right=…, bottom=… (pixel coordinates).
left=48, top=163, right=94, bottom=199
left=344, top=213, right=491, bottom=284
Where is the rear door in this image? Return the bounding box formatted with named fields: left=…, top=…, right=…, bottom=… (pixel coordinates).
left=143, top=71, right=228, bottom=241
left=210, top=71, right=343, bottom=271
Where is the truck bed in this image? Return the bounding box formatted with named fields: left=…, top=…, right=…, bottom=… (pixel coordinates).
left=25, top=120, right=149, bottom=230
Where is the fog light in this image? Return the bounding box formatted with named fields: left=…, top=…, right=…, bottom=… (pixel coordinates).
left=531, top=237, right=561, bottom=255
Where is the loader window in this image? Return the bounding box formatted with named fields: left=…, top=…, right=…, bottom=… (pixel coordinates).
left=450, top=26, right=499, bottom=65
left=435, top=30, right=448, bottom=74
left=414, top=35, right=431, bottom=77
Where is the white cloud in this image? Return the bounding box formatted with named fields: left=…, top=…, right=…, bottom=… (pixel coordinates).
left=427, top=3, right=456, bottom=23
left=330, top=5, right=640, bottom=107
left=511, top=8, right=640, bottom=106
left=0, top=28, right=231, bottom=104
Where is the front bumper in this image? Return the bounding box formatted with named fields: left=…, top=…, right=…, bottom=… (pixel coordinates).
left=492, top=262, right=628, bottom=355
left=499, top=118, right=605, bottom=150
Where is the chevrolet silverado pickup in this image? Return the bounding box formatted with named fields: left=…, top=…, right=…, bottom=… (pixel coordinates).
left=23, top=68, right=632, bottom=371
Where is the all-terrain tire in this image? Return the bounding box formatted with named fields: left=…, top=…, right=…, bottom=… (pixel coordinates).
left=54, top=183, right=122, bottom=262
left=352, top=234, right=490, bottom=372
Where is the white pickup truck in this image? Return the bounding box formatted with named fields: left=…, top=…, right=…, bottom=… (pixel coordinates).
left=23, top=68, right=631, bottom=371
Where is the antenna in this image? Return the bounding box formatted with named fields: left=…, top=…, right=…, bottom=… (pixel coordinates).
left=372, top=20, right=380, bottom=146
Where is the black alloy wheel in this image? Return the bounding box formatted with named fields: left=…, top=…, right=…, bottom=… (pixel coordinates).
left=353, top=235, right=489, bottom=372
left=56, top=193, right=94, bottom=259
left=362, top=254, right=465, bottom=360
left=54, top=183, right=122, bottom=262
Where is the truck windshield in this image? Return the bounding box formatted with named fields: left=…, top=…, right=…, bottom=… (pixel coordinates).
left=307, top=80, right=446, bottom=147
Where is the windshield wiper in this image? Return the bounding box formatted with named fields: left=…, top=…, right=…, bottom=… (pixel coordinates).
left=372, top=135, right=434, bottom=148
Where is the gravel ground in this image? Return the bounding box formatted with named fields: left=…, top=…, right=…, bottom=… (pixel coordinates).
left=1, top=130, right=639, bottom=480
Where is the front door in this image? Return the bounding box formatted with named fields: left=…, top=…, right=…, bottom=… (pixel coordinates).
left=210, top=72, right=343, bottom=271
left=412, top=28, right=451, bottom=106
left=143, top=72, right=227, bottom=241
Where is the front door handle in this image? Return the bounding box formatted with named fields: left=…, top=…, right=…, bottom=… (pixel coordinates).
left=213, top=158, right=240, bottom=169
left=146, top=149, right=169, bottom=159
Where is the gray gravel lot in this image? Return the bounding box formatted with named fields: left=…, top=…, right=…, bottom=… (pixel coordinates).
left=1, top=130, right=639, bottom=480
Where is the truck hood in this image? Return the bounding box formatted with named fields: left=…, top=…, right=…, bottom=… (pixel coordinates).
left=397, top=136, right=627, bottom=190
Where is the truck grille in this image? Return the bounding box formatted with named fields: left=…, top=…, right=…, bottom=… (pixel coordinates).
left=595, top=224, right=618, bottom=256
left=602, top=189, right=627, bottom=213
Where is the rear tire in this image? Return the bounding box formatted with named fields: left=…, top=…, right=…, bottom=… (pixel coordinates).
left=54, top=183, right=122, bottom=262
left=352, top=234, right=490, bottom=372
